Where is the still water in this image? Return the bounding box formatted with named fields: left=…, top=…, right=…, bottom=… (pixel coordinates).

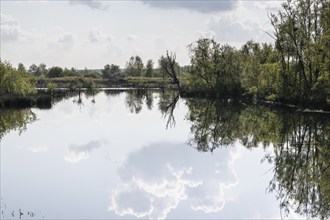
left=1, top=90, right=329, bottom=219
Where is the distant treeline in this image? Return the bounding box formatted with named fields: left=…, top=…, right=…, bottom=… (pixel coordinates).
left=1, top=0, right=329, bottom=109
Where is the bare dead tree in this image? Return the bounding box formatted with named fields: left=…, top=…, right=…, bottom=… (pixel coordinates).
left=159, top=51, right=182, bottom=92
left=161, top=93, right=179, bottom=129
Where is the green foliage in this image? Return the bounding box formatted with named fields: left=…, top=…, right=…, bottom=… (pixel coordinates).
left=17, top=63, right=27, bottom=74
left=240, top=40, right=280, bottom=99
left=47, top=82, right=56, bottom=95
left=47, top=66, right=63, bottom=78
left=178, top=0, right=329, bottom=109
left=80, top=68, right=101, bottom=79
left=145, top=59, right=154, bottom=77
left=0, top=60, right=36, bottom=96
left=183, top=97, right=330, bottom=219
left=125, top=56, right=144, bottom=77
left=269, top=0, right=330, bottom=105
left=28, top=63, right=48, bottom=77
left=61, top=67, right=79, bottom=77
left=83, top=78, right=96, bottom=90
left=102, top=64, right=121, bottom=79
left=83, top=72, right=102, bottom=79
left=186, top=38, right=242, bottom=97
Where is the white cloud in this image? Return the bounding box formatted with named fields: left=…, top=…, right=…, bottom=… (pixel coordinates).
left=109, top=165, right=201, bottom=219
left=28, top=146, right=48, bottom=153
left=1, top=14, right=23, bottom=42
left=48, top=32, right=76, bottom=51
left=68, top=0, right=109, bottom=10
left=1, top=24, right=20, bottom=42
left=126, top=35, right=136, bottom=42
left=191, top=148, right=240, bottom=213
left=58, top=33, right=75, bottom=45
left=254, top=1, right=283, bottom=12
left=108, top=142, right=241, bottom=219
left=1, top=13, right=18, bottom=26
left=88, top=27, right=112, bottom=43
left=208, top=14, right=274, bottom=47
left=194, top=30, right=216, bottom=40
left=0, top=13, right=44, bottom=43
left=209, top=16, right=255, bottom=42
left=64, top=140, right=107, bottom=163
left=141, top=0, right=237, bottom=13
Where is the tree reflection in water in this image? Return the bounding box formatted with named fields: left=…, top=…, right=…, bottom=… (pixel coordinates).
left=1, top=90, right=329, bottom=219
left=125, top=89, right=154, bottom=114
left=162, top=95, right=330, bottom=219
left=158, top=91, right=179, bottom=129
left=0, top=108, right=37, bottom=141
left=267, top=113, right=330, bottom=219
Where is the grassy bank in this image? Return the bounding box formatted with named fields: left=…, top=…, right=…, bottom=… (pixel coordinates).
left=125, top=76, right=178, bottom=88
left=35, top=76, right=179, bottom=89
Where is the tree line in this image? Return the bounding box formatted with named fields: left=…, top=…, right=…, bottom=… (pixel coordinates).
left=164, top=0, right=330, bottom=109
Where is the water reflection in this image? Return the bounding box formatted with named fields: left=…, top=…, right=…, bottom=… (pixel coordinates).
left=64, top=140, right=108, bottom=163
left=125, top=89, right=155, bottom=113
left=183, top=98, right=330, bottom=219
left=185, top=99, right=242, bottom=152
left=159, top=91, right=179, bottom=129
left=113, top=90, right=330, bottom=219
left=1, top=198, right=40, bottom=219
left=1, top=90, right=329, bottom=219
left=267, top=113, right=330, bottom=219
left=108, top=142, right=240, bottom=219
left=0, top=108, right=37, bottom=140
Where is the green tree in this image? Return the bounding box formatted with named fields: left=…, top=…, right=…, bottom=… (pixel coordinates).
left=125, top=56, right=144, bottom=77
left=187, top=38, right=242, bottom=97
left=29, top=63, right=48, bottom=77
left=240, top=40, right=280, bottom=100
left=47, top=66, right=63, bottom=78
left=270, top=0, right=330, bottom=106
left=38, top=63, right=48, bottom=76
left=134, top=56, right=144, bottom=77
left=0, top=60, right=36, bottom=96
left=17, top=63, right=27, bottom=74
left=102, top=64, right=120, bottom=79
left=145, top=59, right=154, bottom=77
left=28, top=64, right=39, bottom=76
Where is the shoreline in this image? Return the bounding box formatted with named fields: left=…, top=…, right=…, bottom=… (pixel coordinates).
left=1, top=87, right=330, bottom=114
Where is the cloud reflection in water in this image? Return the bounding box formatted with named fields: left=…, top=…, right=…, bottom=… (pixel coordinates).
left=108, top=142, right=241, bottom=219
left=64, top=140, right=107, bottom=163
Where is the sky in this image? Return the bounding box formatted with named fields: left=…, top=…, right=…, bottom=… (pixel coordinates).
left=0, top=0, right=284, bottom=69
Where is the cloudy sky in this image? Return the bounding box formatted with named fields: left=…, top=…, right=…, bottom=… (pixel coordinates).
left=0, top=0, right=284, bottom=69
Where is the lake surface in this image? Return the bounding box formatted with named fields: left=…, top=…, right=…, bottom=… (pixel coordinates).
left=1, top=90, right=329, bottom=219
